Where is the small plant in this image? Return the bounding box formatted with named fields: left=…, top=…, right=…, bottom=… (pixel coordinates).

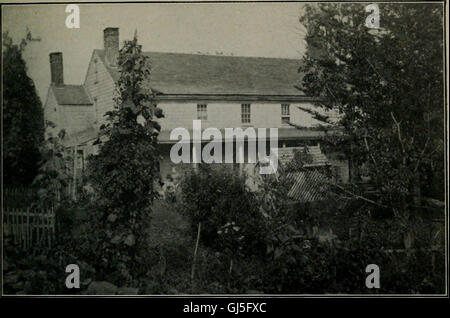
left=32, top=124, right=73, bottom=207
left=217, top=222, right=244, bottom=276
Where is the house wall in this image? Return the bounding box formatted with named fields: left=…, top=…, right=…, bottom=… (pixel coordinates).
left=43, top=87, right=60, bottom=136
left=156, top=102, right=325, bottom=131
left=82, top=51, right=335, bottom=134
left=44, top=87, right=96, bottom=136
left=78, top=53, right=349, bottom=184
left=83, top=52, right=330, bottom=132
left=59, top=105, right=95, bottom=135
left=83, top=51, right=116, bottom=129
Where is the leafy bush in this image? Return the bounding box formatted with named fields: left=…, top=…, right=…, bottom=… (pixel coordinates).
left=83, top=34, right=163, bottom=286
left=3, top=231, right=93, bottom=295
left=178, top=165, right=265, bottom=256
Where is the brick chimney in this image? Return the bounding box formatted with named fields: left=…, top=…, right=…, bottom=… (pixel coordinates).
left=104, top=27, right=119, bottom=67
left=49, top=52, right=64, bottom=86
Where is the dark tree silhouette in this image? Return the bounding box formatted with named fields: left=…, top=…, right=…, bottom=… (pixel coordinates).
left=3, top=31, right=44, bottom=187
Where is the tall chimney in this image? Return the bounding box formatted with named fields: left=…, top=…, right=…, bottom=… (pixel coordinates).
left=49, top=52, right=64, bottom=86
left=104, top=27, right=119, bottom=67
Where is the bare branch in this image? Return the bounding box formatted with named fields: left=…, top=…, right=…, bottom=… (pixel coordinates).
left=413, top=137, right=430, bottom=173
left=331, top=182, right=389, bottom=209
left=391, top=111, right=405, bottom=153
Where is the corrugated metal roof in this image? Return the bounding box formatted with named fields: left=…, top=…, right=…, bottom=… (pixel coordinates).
left=287, top=170, right=330, bottom=202
left=52, top=85, right=93, bottom=105
left=95, top=49, right=305, bottom=96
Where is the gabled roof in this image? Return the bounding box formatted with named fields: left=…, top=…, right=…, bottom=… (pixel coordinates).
left=95, top=49, right=305, bottom=96
left=51, top=85, right=92, bottom=105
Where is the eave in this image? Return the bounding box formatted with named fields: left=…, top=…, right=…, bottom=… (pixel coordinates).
left=154, top=94, right=325, bottom=103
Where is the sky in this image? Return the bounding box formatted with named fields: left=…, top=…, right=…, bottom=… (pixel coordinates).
left=3, top=2, right=308, bottom=103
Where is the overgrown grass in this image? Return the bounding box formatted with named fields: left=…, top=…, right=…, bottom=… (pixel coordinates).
left=143, top=200, right=228, bottom=294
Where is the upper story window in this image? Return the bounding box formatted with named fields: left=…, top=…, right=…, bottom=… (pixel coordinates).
left=197, top=104, right=208, bottom=120
left=241, top=104, right=251, bottom=124
left=281, top=104, right=290, bottom=124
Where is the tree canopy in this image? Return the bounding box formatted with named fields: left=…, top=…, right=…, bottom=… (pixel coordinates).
left=3, top=31, right=44, bottom=187
left=298, top=3, right=444, bottom=212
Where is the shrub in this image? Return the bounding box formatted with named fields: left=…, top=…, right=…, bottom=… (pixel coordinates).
left=178, top=165, right=265, bottom=256
left=83, top=34, right=163, bottom=286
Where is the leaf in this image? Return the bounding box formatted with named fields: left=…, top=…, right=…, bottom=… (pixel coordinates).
left=111, top=235, right=121, bottom=244
left=124, top=234, right=136, bottom=246
left=107, top=214, right=118, bottom=222
left=274, top=248, right=283, bottom=260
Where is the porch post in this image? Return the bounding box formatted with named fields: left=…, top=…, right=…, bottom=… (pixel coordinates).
left=238, top=140, right=244, bottom=174
left=192, top=142, right=199, bottom=170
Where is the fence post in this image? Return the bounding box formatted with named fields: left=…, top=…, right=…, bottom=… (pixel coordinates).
left=4, top=206, right=56, bottom=249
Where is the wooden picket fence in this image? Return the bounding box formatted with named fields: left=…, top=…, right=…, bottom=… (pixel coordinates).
left=4, top=208, right=55, bottom=249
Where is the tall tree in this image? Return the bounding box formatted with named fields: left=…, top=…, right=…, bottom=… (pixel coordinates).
left=86, top=33, right=164, bottom=285
left=2, top=31, right=44, bottom=187
left=298, top=3, right=444, bottom=239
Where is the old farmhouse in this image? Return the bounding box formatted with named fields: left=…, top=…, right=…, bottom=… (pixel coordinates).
left=43, top=27, right=350, bottom=195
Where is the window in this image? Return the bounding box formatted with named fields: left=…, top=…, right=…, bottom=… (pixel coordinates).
left=197, top=104, right=207, bottom=120
left=241, top=104, right=251, bottom=123
left=281, top=104, right=290, bottom=124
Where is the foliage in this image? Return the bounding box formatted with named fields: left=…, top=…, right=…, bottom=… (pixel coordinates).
left=32, top=124, right=73, bottom=207
left=282, top=148, right=314, bottom=172
left=84, top=33, right=163, bottom=286
left=298, top=3, right=445, bottom=244
left=236, top=164, right=444, bottom=294
left=178, top=165, right=265, bottom=256
left=261, top=228, right=444, bottom=294
left=2, top=231, right=91, bottom=295
left=255, top=192, right=444, bottom=293
left=2, top=30, right=44, bottom=187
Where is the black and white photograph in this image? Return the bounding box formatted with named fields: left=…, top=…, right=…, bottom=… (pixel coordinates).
left=1, top=0, right=447, bottom=300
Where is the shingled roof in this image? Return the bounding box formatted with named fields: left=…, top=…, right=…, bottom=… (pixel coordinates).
left=51, top=85, right=92, bottom=105
left=95, top=49, right=305, bottom=96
